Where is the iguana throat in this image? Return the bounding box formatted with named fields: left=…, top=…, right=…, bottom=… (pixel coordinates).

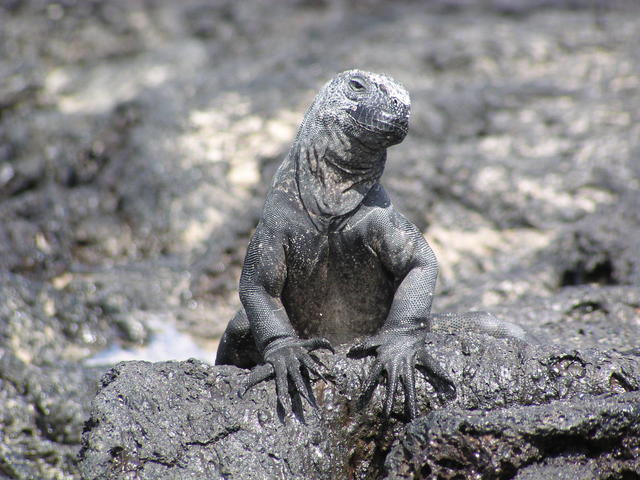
left=294, top=130, right=386, bottom=229
left=289, top=70, right=409, bottom=230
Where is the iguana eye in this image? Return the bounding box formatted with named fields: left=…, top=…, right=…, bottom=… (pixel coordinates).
left=349, top=78, right=366, bottom=92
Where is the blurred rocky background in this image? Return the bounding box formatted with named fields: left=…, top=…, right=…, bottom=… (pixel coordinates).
left=0, top=0, right=638, bottom=478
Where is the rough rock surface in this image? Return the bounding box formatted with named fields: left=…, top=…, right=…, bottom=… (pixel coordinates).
left=0, top=348, right=102, bottom=479
left=79, top=337, right=639, bottom=479
left=1, top=0, right=639, bottom=479
left=384, top=391, right=640, bottom=479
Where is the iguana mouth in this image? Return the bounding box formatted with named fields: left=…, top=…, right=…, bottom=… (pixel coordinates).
left=347, top=104, right=409, bottom=139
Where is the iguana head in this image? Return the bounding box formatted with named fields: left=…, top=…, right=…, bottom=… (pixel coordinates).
left=302, top=70, right=411, bottom=150
left=288, top=70, right=411, bottom=225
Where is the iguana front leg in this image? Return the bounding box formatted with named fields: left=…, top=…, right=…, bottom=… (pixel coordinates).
left=239, top=222, right=333, bottom=414
left=349, top=209, right=454, bottom=419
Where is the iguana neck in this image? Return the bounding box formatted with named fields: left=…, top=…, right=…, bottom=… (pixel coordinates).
left=293, top=128, right=386, bottom=230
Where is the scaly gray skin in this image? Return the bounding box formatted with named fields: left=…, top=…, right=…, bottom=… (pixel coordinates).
left=216, top=70, right=533, bottom=420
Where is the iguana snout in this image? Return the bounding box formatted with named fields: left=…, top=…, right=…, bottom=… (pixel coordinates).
left=340, top=70, right=410, bottom=146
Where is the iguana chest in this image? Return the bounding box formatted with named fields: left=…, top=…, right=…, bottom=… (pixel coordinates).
left=281, top=225, right=395, bottom=344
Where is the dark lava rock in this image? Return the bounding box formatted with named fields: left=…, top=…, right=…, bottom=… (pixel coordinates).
left=2, top=1, right=640, bottom=479
left=384, top=391, right=640, bottom=479
left=78, top=336, right=640, bottom=479
left=554, top=191, right=640, bottom=288
left=0, top=351, right=102, bottom=480
left=487, top=285, right=640, bottom=351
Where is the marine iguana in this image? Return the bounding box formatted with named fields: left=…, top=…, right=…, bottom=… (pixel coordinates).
left=216, top=70, right=531, bottom=419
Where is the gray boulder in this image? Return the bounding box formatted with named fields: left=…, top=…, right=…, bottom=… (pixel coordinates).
left=79, top=334, right=639, bottom=479
left=384, top=391, right=640, bottom=479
